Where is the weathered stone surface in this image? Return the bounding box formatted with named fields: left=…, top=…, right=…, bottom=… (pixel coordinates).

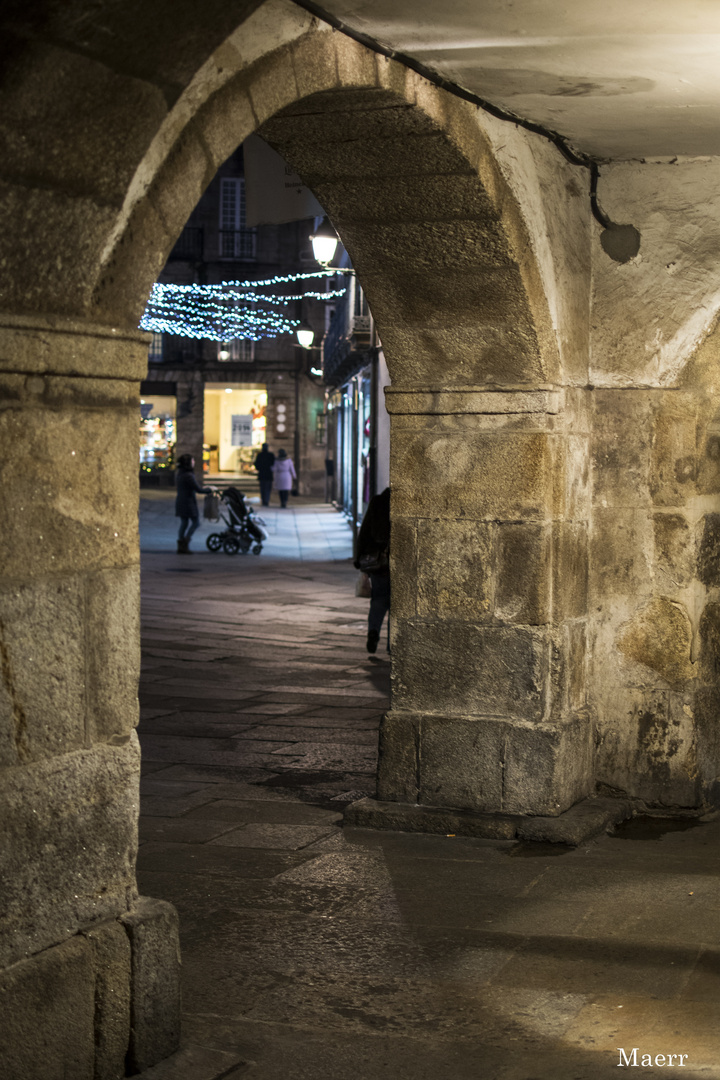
left=377, top=322, right=543, bottom=386
left=387, top=516, right=416, bottom=619
left=92, top=196, right=173, bottom=326
left=596, top=688, right=701, bottom=807
left=335, top=32, right=381, bottom=88
left=0, top=577, right=85, bottom=767
left=653, top=512, right=695, bottom=589
left=696, top=409, right=720, bottom=495
left=247, top=46, right=298, bottom=127
left=699, top=601, right=720, bottom=682
left=552, top=523, right=588, bottom=620
left=697, top=513, right=720, bottom=587
left=0, top=37, right=166, bottom=208
left=309, top=172, right=500, bottom=226
left=376, top=711, right=418, bottom=804
left=617, top=597, right=695, bottom=689
left=344, top=796, right=518, bottom=840
left=591, top=390, right=652, bottom=508
left=83, top=920, right=132, bottom=1080
left=196, top=83, right=256, bottom=173
left=86, top=567, right=141, bottom=745
left=650, top=403, right=697, bottom=507
left=515, top=796, right=632, bottom=843
left=290, top=27, right=339, bottom=101
left=0, top=178, right=117, bottom=318
left=589, top=508, right=652, bottom=600
left=0, top=317, right=149, bottom=380
left=502, top=714, right=594, bottom=815
left=0, top=389, right=139, bottom=579
left=393, top=621, right=547, bottom=720
left=344, top=794, right=632, bottom=845
left=122, top=897, right=181, bottom=1074
left=391, top=430, right=553, bottom=521
left=0, top=740, right=140, bottom=966
left=0, top=934, right=95, bottom=1080
left=693, top=686, right=720, bottom=806
left=416, top=519, right=493, bottom=620
left=381, top=708, right=592, bottom=815
left=496, top=523, right=550, bottom=625
left=419, top=716, right=505, bottom=812
left=567, top=622, right=588, bottom=713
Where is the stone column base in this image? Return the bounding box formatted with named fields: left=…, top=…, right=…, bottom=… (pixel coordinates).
left=0, top=898, right=180, bottom=1080
left=377, top=710, right=595, bottom=816
left=345, top=794, right=633, bottom=846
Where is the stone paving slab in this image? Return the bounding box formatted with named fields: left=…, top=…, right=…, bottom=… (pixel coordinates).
left=137, top=500, right=720, bottom=1080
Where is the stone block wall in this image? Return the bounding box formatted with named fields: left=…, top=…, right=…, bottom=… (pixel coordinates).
left=0, top=317, right=180, bottom=1077
left=590, top=378, right=720, bottom=807
left=380, top=387, right=594, bottom=816
left=587, top=161, right=720, bottom=810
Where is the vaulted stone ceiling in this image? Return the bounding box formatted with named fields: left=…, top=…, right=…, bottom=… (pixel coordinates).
left=304, top=0, right=720, bottom=160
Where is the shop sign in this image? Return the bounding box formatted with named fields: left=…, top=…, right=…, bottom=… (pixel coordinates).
left=231, top=414, right=253, bottom=446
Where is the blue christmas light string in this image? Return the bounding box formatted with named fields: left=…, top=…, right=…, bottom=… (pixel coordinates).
left=140, top=270, right=348, bottom=342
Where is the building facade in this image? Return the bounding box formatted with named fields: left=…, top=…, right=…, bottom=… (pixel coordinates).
left=141, top=145, right=330, bottom=498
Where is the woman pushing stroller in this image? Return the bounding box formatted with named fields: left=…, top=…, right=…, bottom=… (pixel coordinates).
left=175, top=454, right=213, bottom=553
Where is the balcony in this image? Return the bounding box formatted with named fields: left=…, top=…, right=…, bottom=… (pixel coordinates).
left=322, top=284, right=374, bottom=388
left=169, top=226, right=204, bottom=261
left=218, top=229, right=257, bottom=260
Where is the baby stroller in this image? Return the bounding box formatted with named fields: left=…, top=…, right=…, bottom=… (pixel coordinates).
left=205, top=487, right=268, bottom=555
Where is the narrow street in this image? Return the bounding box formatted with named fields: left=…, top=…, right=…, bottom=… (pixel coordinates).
left=137, top=495, right=720, bottom=1080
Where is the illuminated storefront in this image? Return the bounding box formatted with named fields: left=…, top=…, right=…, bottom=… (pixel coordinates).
left=139, top=394, right=176, bottom=468
left=203, top=383, right=267, bottom=476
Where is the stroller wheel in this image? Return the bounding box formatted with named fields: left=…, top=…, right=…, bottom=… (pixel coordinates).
left=252, top=543, right=263, bottom=555
left=206, top=533, right=223, bottom=552
left=223, top=536, right=240, bottom=555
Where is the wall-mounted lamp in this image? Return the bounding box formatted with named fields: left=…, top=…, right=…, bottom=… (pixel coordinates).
left=296, top=321, right=315, bottom=349
left=309, top=217, right=339, bottom=267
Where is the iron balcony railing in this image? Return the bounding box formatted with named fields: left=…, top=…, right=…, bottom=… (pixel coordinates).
left=322, top=281, right=373, bottom=387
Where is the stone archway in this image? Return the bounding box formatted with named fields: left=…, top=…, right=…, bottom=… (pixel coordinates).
left=0, top=5, right=590, bottom=1075
left=90, top=19, right=590, bottom=821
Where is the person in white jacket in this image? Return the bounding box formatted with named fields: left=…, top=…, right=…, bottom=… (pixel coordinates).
left=272, top=448, right=297, bottom=508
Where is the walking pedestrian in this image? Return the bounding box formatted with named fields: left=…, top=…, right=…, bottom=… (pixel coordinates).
left=254, top=442, right=275, bottom=507
left=354, top=486, right=390, bottom=653
left=272, top=448, right=297, bottom=508
left=175, top=454, right=213, bottom=553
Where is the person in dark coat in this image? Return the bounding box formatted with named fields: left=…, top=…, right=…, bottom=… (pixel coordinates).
left=254, top=442, right=275, bottom=507
left=175, top=454, right=212, bottom=553
left=354, top=486, right=390, bottom=653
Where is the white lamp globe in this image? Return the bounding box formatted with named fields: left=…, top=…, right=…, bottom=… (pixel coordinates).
left=296, top=323, right=314, bottom=349
left=310, top=217, right=338, bottom=267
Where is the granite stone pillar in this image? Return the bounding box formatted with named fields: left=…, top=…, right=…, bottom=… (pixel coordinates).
left=378, top=386, right=594, bottom=816
left=0, top=315, right=180, bottom=1079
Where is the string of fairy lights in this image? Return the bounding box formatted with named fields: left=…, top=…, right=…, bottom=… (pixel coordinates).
left=140, top=269, right=347, bottom=342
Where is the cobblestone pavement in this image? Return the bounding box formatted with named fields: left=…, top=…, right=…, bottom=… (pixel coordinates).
left=137, top=495, right=720, bottom=1080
